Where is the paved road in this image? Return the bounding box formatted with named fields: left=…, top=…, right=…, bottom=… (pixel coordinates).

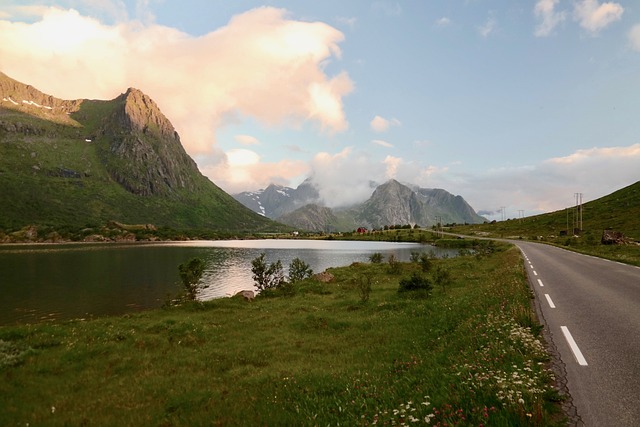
left=511, top=241, right=640, bottom=426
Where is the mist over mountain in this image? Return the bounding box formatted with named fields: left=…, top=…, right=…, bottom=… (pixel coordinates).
left=234, top=178, right=486, bottom=232
left=0, top=72, right=281, bottom=233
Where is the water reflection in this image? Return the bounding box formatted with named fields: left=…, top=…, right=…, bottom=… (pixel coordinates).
left=0, top=240, right=457, bottom=325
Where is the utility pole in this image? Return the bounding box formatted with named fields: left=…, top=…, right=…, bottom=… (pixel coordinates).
left=574, top=192, right=583, bottom=233
left=500, top=206, right=506, bottom=222
left=518, top=210, right=524, bottom=223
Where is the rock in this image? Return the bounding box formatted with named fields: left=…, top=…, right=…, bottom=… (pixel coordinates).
left=602, top=230, right=626, bottom=245
left=240, top=290, right=255, bottom=301
left=313, top=271, right=335, bottom=283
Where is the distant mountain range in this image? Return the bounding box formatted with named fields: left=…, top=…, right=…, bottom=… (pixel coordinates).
left=234, top=178, right=486, bottom=232
left=0, top=72, right=282, bottom=233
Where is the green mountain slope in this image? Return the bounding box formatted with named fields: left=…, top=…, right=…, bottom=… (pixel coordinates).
left=457, top=180, right=640, bottom=241
left=0, top=72, right=283, bottom=234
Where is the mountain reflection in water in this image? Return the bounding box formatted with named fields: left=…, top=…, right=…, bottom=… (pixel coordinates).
left=0, top=239, right=458, bottom=325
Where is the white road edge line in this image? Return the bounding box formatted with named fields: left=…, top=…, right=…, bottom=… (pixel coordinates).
left=544, top=294, right=556, bottom=308
left=561, top=326, right=588, bottom=366
left=537, top=279, right=544, bottom=287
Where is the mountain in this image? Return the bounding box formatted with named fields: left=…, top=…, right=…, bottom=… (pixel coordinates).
left=350, top=179, right=485, bottom=230
left=276, top=204, right=341, bottom=233
left=232, top=178, right=320, bottom=218
left=235, top=178, right=485, bottom=232
left=0, top=72, right=282, bottom=233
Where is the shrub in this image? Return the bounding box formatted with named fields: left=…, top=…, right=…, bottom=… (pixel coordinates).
left=433, top=265, right=453, bottom=293
left=251, top=253, right=285, bottom=292
left=398, top=272, right=433, bottom=294
left=357, top=274, right=373, bottom=303
left=178, top=257, right=207, bottom=300
left=387, top=254, right=402, bottom=274
left=288, top=257, right=313, bottom=283
left=419, top=253, right=432, bottom=273
left=369, top=252, right=384, bottom=263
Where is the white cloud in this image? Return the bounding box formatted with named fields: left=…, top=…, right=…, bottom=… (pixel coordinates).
left=372, top=139, right=394, bottom=148
left=628, top=24, right=640, bottom=51
left=336, top=16, right=356, bottom=30
left=478, top=16, right=497, bottom=38
left=0, top=6, right=353, bottom=175
left=435, top=17, right=451, bottom=28
left=370, top=115, right=401, bottom=132
left=573, top=0, right=623, bottom=34
left=202, top=149, right=309, bottom=194
left=430, top=144, right=640, bottom=220
left=534, top=0, right=566, bottom=37
left=309, top=147, right=384, bottom=207
left=234, top=135, right=260, bottom=145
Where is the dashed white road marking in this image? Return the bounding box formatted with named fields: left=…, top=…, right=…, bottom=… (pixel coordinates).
left=537, top=279, right=544, bottom=287
left=533, top=270, right=538, bottom=276
left=544, top=294, right=556, bottom=308
left=561, top=326, right=588, bottom=366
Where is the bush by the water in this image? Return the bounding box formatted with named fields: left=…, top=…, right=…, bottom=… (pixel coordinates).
left=178, top=257, right=206, bottom=300
left=251, top=253, right=285, bottom=291
left=288, top=257, right=313, bottom=283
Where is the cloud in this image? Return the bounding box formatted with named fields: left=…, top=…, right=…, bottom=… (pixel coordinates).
left=234, top=135, right=260, bottom=145
left=628, top=24, right=640, bottom=51
left=534, top=0, right=566, bottom=37
left=372, top=139, right=394, bottom=148
left=201, top=148, right=309, bottom=194
left=0, top=6, right=353, bottom=168
left=573, top=0, right=623, bottom=34
left=370, top=115, right=401, bottom=132
left=309, top=147, right=384, bottom=207
left=435, top=17, right=451, bottom=28
left=429, top=144, right=640, bottom=220
left=336, top=16, right=356, bottom=30
left=478, top=16, right=497, bottom=38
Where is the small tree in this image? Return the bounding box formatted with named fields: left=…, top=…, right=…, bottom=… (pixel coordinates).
left=387, top=254, right=402, bottom=274
left=419, top=253, right=432, bottom=273
left=251, top=253, right=285, bottom=292
left=178, top=257, right=206, bottom=300
left=433, top=265, right=453, bottom=293
left=288, top=257, right=313, bottom=283
left=358, top=273, right=373, bottom=303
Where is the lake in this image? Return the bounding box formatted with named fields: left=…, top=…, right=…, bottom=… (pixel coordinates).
left=0, top=239, right=458, bottom=325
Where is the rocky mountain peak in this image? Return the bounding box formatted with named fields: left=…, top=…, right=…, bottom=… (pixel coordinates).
left=115, top=87, right=177, bottom=140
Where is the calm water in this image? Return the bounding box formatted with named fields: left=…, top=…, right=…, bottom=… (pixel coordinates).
left=0, top=239, right=457, bottom=325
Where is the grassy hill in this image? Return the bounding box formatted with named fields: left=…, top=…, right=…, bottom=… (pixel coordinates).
left=450, top=181, right=640, bottom=265
left=0, top=73, right=286, bottom=238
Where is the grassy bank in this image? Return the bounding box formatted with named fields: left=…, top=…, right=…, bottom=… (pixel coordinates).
left=0, top=244, right=563, bottom=426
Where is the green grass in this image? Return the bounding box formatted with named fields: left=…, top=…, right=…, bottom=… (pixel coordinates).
left=0, top=245, right=564, bottom=426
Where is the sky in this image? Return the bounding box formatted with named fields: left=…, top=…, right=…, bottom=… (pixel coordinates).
left=1, top=0, right=639, bottom=220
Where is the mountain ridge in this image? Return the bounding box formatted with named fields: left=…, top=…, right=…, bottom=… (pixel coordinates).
left=0, top=72, right=282, bottom=234
left=234, top=178, right=486, bottom=232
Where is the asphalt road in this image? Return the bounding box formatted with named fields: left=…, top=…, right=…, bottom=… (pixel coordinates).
left=512, top=241, right=640, bottom=426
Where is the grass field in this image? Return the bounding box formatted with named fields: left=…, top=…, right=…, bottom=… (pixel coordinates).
left=0, top=244, right=564, bottom=426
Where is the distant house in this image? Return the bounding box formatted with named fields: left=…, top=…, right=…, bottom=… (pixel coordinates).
left=357, top=227, right=368, bottom=234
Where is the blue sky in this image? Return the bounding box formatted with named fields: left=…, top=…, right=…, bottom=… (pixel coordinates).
left=1, top=0, right=639, bottom=219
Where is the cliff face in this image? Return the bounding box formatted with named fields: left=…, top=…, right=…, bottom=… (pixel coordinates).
left=100, top=88, right=201, bottom=196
